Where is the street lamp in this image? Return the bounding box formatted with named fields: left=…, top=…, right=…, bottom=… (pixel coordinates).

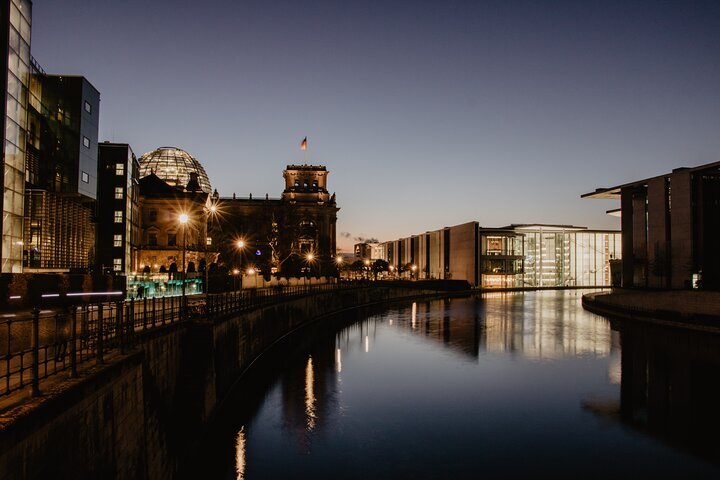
left=364, top=258, right=371, bottom=281
left=246, top=267, right=257, bottom=288
left=411, top=264, right=417, bottom=281
left=236, top=239, right=247, bottom=290
left=204, top=200, right=220, bottom=294
left=179, top=213, right=189, bottom=309
left=232, top=268, right=240, bottom=293
left=303, top=252, right=315, bottom=286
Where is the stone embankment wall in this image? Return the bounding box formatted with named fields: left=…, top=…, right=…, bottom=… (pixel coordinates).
left=583, top=289, right=720, bottom=331
left=0, top=286, right=437, bottom=480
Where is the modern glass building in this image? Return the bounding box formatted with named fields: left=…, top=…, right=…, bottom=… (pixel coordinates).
left=1, top=0, right=32, bottom=272
left=23, top=65, right=100, bottom=272
left=510, top=225, right=620, bottom=287
left=379, top=222, right=620, bottom=288
left=138, top=147, right=212, bottom=194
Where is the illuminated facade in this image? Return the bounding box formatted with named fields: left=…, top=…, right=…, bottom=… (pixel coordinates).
left=137, top=172, right=209, bottom=275
left=211, top=164, right=338, bottom=277
left=379, top=222, right=619, bottom=288
left=23, top=68, right=100, bottom=271
left=138, top=147, right=212, bottom=193
left=1, top=0, right=32, bottom=272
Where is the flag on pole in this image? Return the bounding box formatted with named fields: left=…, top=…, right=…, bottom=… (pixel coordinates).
left=300, top=137, right=308, bottom=151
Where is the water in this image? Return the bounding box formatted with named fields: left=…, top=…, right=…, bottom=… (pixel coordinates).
left=189, top=291, right=720, bottom=479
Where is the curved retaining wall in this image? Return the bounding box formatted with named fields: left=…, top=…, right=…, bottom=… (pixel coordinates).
left=0, top=286, right=441, bottom=480
left=582, top=291, right=720, bottom=333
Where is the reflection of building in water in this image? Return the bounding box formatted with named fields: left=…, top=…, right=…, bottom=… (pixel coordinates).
left=387, top=295, right=611, bottom=360
left=616, top=322, right=720, bottom=460
left=279, top=335, right=337, bottom=443
left=390, top=299, right=482, bottom=359
left=480, top=292, right=611, bottom=359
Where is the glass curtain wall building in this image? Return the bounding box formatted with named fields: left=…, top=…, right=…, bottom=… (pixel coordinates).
left=508, top=225, right=620, bottom=287
left=23, top=69, right=100, bottom=271
left=379, top=223, right=620, bottom=288
left=1, top=0, right=31, bottom=272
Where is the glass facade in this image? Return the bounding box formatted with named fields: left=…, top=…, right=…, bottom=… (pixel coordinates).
left=138, top=147, right=212, bottom=193
left=2, top=0, right=32, bottom=272
left=480, top=231, right=524, bottom=288
left=515, top=226, right=621, bottom=287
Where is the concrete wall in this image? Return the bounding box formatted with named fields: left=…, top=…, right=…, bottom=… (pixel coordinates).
left=448, top=222, right=478, bottom=286
left=0, top=286, right=438, bottom=480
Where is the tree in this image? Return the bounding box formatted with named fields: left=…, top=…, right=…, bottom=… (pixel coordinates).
left=372, top=259, right=389, bottom=280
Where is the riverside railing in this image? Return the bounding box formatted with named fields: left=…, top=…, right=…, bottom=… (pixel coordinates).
left=0, top=282, right=359, bottom=399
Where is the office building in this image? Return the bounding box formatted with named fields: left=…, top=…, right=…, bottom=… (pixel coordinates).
left=379, top=222, right=619, bottom=288
left=1, top=0, right=31, bottom=272
left=23, top=67, right=100, bottom=271
left=584, top=161, right=720, bottom=289
left=96, top=142, right=140, bottom=275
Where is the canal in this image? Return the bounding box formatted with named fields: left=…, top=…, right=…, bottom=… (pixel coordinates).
left=186, top=290, right=720, bottom=479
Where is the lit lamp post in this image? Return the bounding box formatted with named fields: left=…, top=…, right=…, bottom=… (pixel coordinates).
left=389, top=265, right=395, bottom=279
left=335, top=255, right=343, bottom=281
left=204, top=202, right=219, bottom=294
left=246, top=267, right=257, bottom=288
left=232, top=268, right=240, bottom=293
left=304, top=253, right=315, bottom=287
left=178, top=213, right=189, bottom=307
left=364, top=259, right=371, bottom=281
left=411, top=264, right=417, bottom=281
left=236, top=239, right=246, bottom=290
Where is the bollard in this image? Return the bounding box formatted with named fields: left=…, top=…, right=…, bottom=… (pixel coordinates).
left=31, top=308, right=41, bottom=397
left=97, top=304, right=104, bottom=364
left=71, top=306, right=78, bottom=378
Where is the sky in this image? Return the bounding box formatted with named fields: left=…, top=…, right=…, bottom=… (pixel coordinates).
left=31, top=0, right=720, bottom=252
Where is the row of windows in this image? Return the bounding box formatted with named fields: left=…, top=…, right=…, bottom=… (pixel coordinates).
left=148, top=233, right=177, bottom=247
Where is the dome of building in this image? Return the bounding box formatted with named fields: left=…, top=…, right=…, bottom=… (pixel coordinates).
left=138, top=147, right=212, bottom=193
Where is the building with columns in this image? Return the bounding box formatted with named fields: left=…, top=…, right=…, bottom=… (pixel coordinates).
left=584, top=161, right=720, bottom=290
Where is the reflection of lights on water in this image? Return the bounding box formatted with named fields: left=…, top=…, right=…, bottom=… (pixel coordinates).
left=235, top=427, right=246, bottom=480
left=305, top=356, right=316, bottom=431
left=412, top=302, right=417, bottom=329
left=365, top=334, right=370, bottom=353
left=389, top=319, right=393, bottom=325
left=336, top=348, right=342, bottom=373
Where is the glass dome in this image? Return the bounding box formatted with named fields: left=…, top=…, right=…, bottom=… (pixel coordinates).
left=138, top=146, right=212, bottom=193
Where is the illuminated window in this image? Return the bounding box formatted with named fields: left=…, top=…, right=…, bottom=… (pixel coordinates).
left=113, top=234, right=122, bottom=247
left=83, top=136, right=90, bottom=148
left=81, top=171, right=89, bottom=183
left=114, top=210, right=123, bottom=223
left=115, top=163, right=124, bottom=176
left=114, top=187, right=123, bottom=199
left=113, top=258, right=122, bottom=271
left=206, top=237, right=212, bottom=246
left=84, top=101, right=92, bottom=114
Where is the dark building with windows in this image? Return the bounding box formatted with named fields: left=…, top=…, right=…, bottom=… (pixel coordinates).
left=96, top=142, right=140, bottom=275
left=22, top=65, right=100, bottom=271
left=1, top=0, right=32, bottom=272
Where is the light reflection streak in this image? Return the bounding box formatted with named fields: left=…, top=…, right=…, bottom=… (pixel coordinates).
left=336, top=348, right=342, bottom=373
left=235, top=427, right=246, bottom=480
left=365, top=334, right=369, bottom=353
left=412, top=302, right=417, bottom=329
left=305, top=356, right=316, bottom=431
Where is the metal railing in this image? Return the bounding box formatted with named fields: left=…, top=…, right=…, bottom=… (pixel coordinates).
left=0, top=282, right=359, bottom=399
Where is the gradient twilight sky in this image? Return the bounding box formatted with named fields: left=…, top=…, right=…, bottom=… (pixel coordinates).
left=31, top=0, right=720, bottom=251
